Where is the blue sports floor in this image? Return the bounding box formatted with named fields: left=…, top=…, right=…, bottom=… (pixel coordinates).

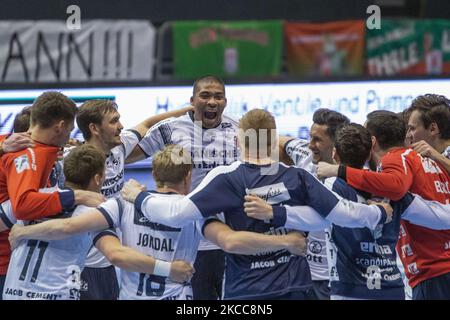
left=124, top=168, right=156, bottom=191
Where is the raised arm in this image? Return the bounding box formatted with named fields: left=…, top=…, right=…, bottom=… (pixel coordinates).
left=203, top=219, right=307, bottom=256
left=131, top=105, right=194, bottom=138
left=125, top=106, right=194, bottom=163
left=412, top=140, right=450, bottom=174
left=8, top=208, right=111, bottom=249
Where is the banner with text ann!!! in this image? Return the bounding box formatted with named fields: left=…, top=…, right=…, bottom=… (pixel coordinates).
left=0, top=20, right=155, bottom=83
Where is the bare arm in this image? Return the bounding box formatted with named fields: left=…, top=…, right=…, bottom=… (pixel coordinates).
left=278, top=135, right=294, bottom=165
left=8, top=209, right=110, bottom=249
left=131, top=105, right=194, bottom=138
left=125, top=106, right=194, bottom=164
left=203, top=220, right=307, bottom=256
left=0, top=133, right=35, bottom=156
left=95, top=235, right=194, bottom=283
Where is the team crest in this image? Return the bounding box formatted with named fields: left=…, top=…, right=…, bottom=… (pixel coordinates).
left=14, top=155, right=30, bottom=174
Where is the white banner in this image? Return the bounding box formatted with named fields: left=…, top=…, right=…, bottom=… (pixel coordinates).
left=1, top=78, right=449, bottom=167
left=0, top=20, right=155, bottom=83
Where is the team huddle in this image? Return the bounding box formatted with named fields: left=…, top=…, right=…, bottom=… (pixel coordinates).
left=0, top=76, right=449, bottom=300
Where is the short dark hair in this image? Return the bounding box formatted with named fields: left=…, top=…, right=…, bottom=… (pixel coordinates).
left=76, top=100, right=118, bottom=140
left=13, top=106, right=32, bottom=133
left=409, top=94, right=450, bottom=139
left=64, top=144, right=106, bottom=189
left=335, top=123, right=372, bottom=169
left=366, top=110, right=405, bottom=149
left=312, top=108, right=350, bottom=142
left=192, top=75, right=225, bottom=96
left=31, top=91, right=77, bottom=129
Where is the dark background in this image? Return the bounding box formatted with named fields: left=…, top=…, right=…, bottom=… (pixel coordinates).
left=1, top=0, right=448, bottom=23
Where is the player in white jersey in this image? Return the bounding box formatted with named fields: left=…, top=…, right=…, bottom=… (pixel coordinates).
left=279, top=108, right=350, bottom=300
left=64, top=99, right=193, bottom=300
left=126, top=76, right=239, bottom=300
left=7, top=145, right=305, bottom=300
left=2, top=145, right=193, bottom=300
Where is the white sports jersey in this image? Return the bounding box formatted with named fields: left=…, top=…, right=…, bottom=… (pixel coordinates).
left=139, top=113, right=238, bottom=250
left=0, top=201, right=106, bottom=300
left=63, top=130, right=141, bottom=268
left=285, top=138, right=329, bottom=281
left=98, top=193, right=202, bottom=300
left=444, top=146, right=450, bottom=160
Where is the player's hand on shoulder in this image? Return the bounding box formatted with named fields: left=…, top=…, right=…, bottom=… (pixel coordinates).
left=8, top=224, right=24, bottom=250
left=74, top=190, right=106, bottom=207
left=243, top=194, right=273, bottom=220
left=411, top=140, right=440, bottom=160
left=2, top=132, right=34, bottom=154
left=121, top=179, right=146, bottom=203
left=286, top=231, right=308, bottom=256
left=316, top=161, right=339, bottom=179
left=169, top=260, right=195, bottom=283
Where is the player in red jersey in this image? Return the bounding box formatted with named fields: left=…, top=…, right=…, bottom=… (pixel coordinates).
left=406, top=94, right=450, bottom=174
left=0, top=92, right=104, bottom=297
left=317, top=110, right=450, bottom=300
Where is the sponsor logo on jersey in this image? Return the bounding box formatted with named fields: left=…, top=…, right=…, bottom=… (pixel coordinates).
left=434, top=180, right=450, bottom=195
left=14, top=155, right=30, bottom=174
left=399, top=224, right=406, bottom=238
left=308, top=240, right=323, bottom=254
left=420, top=156, right=443, bottom=174
left=407, top=262, right=419, bottom=275
left=444, top=241, right=450, bottom=250
left=134, top=210, right=181, bottom=232
left=401, top=244, right=414, bottom=258
left=360, top=242, right=392, bottom=255
left=246, top=182, right=290, bottom=204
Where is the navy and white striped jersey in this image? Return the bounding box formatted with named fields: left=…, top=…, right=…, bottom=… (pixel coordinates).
left=0, top=200, right=105, bottom=300
left=285, top=138, right=328, bottom=281
left=325, top=178, right=405, bottom=299
left=63, top=129, right=141, bottom=268
left=138, top=113, right=239, bottom=251
left=97, top=193, right=202, bottom=300
left=276, top=178, right=450, bottom=299
left=134, top=161, right=387, bottom=299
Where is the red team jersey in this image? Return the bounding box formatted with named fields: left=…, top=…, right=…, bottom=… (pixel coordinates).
left=345, top=147, right=450, bottom=288
left=0, top=141, right=68, bottom=274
